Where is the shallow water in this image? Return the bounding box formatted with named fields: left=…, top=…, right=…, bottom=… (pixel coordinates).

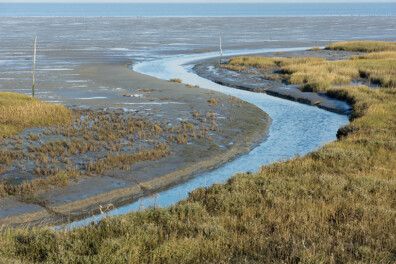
left=59, top=48, right=349, bottom=229
left=2, top=3, right=395, bottom=17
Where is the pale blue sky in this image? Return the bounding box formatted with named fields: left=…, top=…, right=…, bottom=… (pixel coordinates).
left=1, top=0, right=395, bottom=2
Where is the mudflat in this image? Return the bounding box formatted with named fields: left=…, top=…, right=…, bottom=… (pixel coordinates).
left=0, top=63, right=269, bottom=227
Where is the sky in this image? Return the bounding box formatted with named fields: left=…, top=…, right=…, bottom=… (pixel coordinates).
left=0, top=0, right=395, bottom=2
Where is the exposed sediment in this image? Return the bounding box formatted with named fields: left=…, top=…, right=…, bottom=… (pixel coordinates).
left=0, top=63, right=270, bottom=227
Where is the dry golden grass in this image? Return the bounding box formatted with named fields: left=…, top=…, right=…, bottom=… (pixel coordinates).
left=227, top=56, right=279, bottom=70
left=0, top=92, right=72, bottom=138
left=0, top=104, right=215, bottom=198
left=1, top=168, right=80, bottom=197
left=326, top=40, right=396, bottom=52
left=209, top=97, right=218, bottom=106
left=169, top=78, right=182, bottom=83
left=224, top=44, right=396, bottom=92
left=351, top=51, right=396, bottom=60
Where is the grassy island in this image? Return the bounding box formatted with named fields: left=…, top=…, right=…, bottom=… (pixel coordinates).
left=1, top=41, right=395, bottom=263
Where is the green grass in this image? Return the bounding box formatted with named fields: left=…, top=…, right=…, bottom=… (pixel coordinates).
left=0, top=92, right=72, bottom=138
left=0, top=42, right=395, bottom=263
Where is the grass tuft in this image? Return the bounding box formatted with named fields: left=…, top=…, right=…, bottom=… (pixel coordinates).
left=169, top=78, right=182, bottom=83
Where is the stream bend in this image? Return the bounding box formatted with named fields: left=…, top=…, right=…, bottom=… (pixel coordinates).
left=60, top=48, right=349, bottom=229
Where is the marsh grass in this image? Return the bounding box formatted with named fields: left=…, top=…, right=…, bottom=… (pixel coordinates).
left=1, top=168, right=80, bottom=197
left=1, top=82, right=394, bottom=263
left=0, top=92, right=72, bottom=138
left=224, top=42, right=396, bottom=92
left=326, top=40, right=396, bottom=52
left=169, top=78, right=182, bottom=83
left=0, top=42, right=395, bottom=263
left=0, top=103, right=215, bottom=198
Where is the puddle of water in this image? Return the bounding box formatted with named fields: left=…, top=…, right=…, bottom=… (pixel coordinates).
left=58, top=48, right=349, bottom=230
left=76, top=97, right=107, bottom=100
left=122, top=102, right=185, bottom=105
left=66, top=80, right=88, bottom=83
left=43, top=101, right=63, bottom=103
left=37, top=68, right=73, bottom=71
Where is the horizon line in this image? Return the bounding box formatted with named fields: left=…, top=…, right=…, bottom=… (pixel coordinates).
left=1, top=1, right=395, bottom=3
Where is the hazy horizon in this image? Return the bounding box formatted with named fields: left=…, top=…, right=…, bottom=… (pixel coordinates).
left=1, top=0, right=395, bottom=3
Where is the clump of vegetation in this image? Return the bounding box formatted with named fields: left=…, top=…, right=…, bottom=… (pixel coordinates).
left=185, top=84, right=200, bottom=88
left=137, top=89, right=151, bottom=92
left=0, top=41, right=394, bottom=263
left=326, top=40, right=396, bottom=52
left=1, top=168, right=80, bottom=197
left=225, top=56, right=279, bottom=71
left=0, top=92, right=72, bottom=138
left=169, top=78, right=182, bottom=83
left=209, top=97, right=218, bottom=106
left=309, top=46, right=321, bottom=51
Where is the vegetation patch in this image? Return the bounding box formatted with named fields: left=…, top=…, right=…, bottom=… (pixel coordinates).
left=169, top=78, right=182, bottom=83
left=0, top=107, right=216, bottom=198
left=326, top=40, right=396, bottom=52
left=0, top=92, right=72, bottom=138
left=222, top=41, right=396, bottom=92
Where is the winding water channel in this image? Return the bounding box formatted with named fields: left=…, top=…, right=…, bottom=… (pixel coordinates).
left=60, top=48, right=349, bottom=229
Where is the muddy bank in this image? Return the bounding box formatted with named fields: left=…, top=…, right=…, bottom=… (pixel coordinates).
left=0, top=63, right=269, bottom=227
left=193, top=49, right=354, bottom=115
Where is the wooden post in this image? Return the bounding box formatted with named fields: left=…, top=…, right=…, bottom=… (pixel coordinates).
left=219, top=36, right=223, bottom=66
left=32, top=36, right=37, bottom=97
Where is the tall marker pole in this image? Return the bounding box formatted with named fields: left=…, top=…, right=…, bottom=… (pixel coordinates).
left=219, top=36, right=223, bottom=66
left=33, top=36, right=37, bottom=97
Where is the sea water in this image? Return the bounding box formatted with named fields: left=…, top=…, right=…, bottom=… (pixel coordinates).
left=0, top=3, right=395, bottom=17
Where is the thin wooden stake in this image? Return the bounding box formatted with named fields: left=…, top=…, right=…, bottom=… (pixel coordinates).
left=219, top=36, right=223, bottom=66
left=32, top=36, right=37, bottom=97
